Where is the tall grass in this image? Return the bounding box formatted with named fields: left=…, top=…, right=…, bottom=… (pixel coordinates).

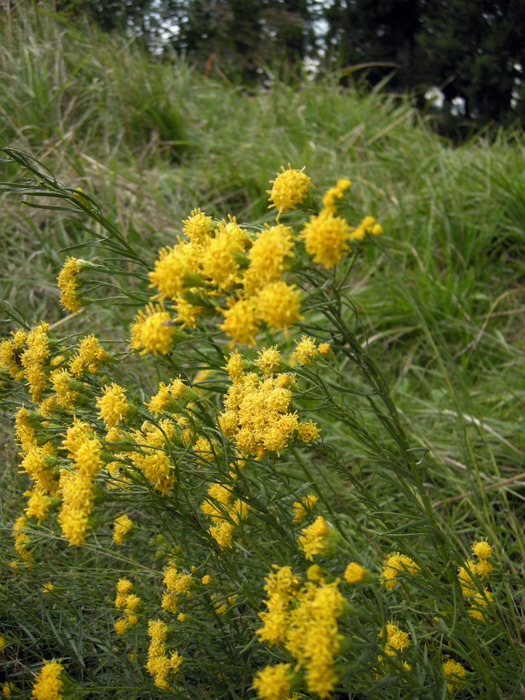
left=1, top=4, right=524, bottom=699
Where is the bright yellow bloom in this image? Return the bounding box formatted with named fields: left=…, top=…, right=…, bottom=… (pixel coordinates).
left=267, top=164, right=312, bottom=216
left=57, top=256, right=81, bottom=312
left=457, top=559, right=477, bottom=595
left=443, top=659, right=468, bottom=695
left=471, top=539, right=493, bottom=560
left=291, top=335, right=317, bottom=364
left=321, top=177, right=352, bottom=214
left=69, top=334, right=108, bottom=375
left=256, top=281, right=302, bottom=332
left=13, top=514, right=30, bottom=560
left=182, top=208, right=213, bottom=243
left=31, top=660, right=64, bottom=700
left=132, top=304, right=175, bottom=355
left=344, top=562, right=366, bottom=584
left=0, top=330, right=26, bottom=379
left=469, top=589, right=493, bottom=621
left=24, top=488, right=52, bottom=524
left=292, top=493, right=318, bottom=523
left=475, top=559, right=493, bottom=578
left=51, top=368, right=77, bottom=408
left=113, top=514, right=132, bottom=544
left=349, top=215, right=383, bottom=241
left=97, top=383, right=129, bottom=428
left=202, top=574, right=212, bottom=585
left=298, top=515, right=330, bottom=560
left=380, top=621, right=411, bottom=656
left=253, top=663, right=292, bottom=700
left=301, top=210, right=350, bottom=268
left=219, top=298, right=259, bottom=346
left=149, top=246, right=188, bottom=300
left=201, top=228, right=242, bottom=289
left=379, top=552, right=419, bottom=589
left=243, top=223, right=294, bottom=294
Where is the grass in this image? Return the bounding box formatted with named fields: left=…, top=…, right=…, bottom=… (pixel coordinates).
left=1, top=4, right=524, bottom=699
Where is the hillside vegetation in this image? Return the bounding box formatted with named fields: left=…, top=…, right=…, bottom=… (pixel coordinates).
left=1, top=5, right=524, bottom=699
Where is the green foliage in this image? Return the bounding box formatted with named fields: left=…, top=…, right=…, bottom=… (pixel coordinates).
left=0, top=6, right=525, bottom=700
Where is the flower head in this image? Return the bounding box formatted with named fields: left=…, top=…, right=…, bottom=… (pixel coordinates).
left=57, top=256, right=82, bottom=312
left=267, top=164, right=312, bottom=216
left=31, top=660, right=64, bottom=700
left=256, top=281, right=302, bottom=332
left=301, top=210, right=350, bottom=268
left=253, top=663, right=292, bottom=700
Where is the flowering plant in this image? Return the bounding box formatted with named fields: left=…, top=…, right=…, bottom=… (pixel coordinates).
left=0, top=149, right=511, bottom=699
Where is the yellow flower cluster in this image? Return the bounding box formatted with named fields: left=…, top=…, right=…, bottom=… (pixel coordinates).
left=257, top=566, right=345, bottom=698
left=376, top=621, right=412, bottom=675
left=145, top=619, right=183, bottom=689
left=443, top=658, right=468, bottom=695
left=219, top=349, right=318, bottom=459
left=344, top=561, right=366, bottom=584
left=161, top=565, right=192, bottom=614
left=112, top=514, right=132, bottom=544
left=30, top=660, right=64, bottom=700
left=200, top=481, right=249, bottom=548
left=0, top=329, right=26, bottom=380
left=128, top=420, right=177, bottom=495
left=458, top=539, right=494, bottom=620
left=267, top=164, right=313, bottom=215
left=58, top=421, right=103, bottom=545
left=298, top=515, right=331, bottom=561
left=123, top=166, right=382, bottom=350
left=379, top=551, right=419, bottom=590
left=321, top=177, right=352, bottom=214
left=114, top=578, right=140, bottom=635
left=292, top=493, right=317, bottom=523
left=69, top=334, right=108, bottom=375
left=252, top=663, right=293, bottom=700
left=57, top=256, right=81, bottom=312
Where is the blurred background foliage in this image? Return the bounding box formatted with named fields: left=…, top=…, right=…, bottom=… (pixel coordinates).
left=42, top=0, right=525, bottom=130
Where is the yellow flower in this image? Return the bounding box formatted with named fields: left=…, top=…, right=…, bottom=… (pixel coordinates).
left=256, top=281, right=302, bottom=332
left=133, top=304, right=175, bottom=355
left=182, top=207, right=213, bottom=243
left=321, top=177, right=352, bottom=214
left=113, top=514, right=132, bottom=544
left=380, top=621, right=410, bottom=656
left=202, top=574, right=212, bottom=585
left=301, top=210, right=350, bottom=268
left=219, top=298, right=259, bottom=346
left=379, top=552, right=419, bottom=590
left=255, top=346, right=282, bottom=374
left=57, top=256, right=82, bottom=312
left=253, top=663, right=293, bottom=700
left=349, top=215, right=383, bottom=241
left=243, top=223, right=294, bottom=294
left=31, top=660, right=64, bottom=700
left=292, top=493, right=318, bottom=523
left=97, top=383, right=129, bottom=428
left=149, top=246, right=188, bottom=300
left=298, top=515, right=330, bottom=560
left=344, top=562, right=366, bottom=584
left=471, top=539, right=493, bottom=560
left=291, top=335, right=317, bottom=364
left=443, top=659, right=468, bottom=695
left=267, top=164, right=312, bottom=216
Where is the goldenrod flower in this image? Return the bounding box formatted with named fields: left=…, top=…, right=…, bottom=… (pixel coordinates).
left=291, top=335, right=317, bottom=364
left=292, top=493, right=318, bottom=523
left=443, top=659, right=468, bottom=695
left=253, top=663, right=293, bottom=700
left=133, top=304, right=175, bottom=355
left=149, top=246, right=188, bottom=300
left=57, top=256, right=82, bottom=312
left=243, top=223, right=294, bottom=294
left=471, top=539, right=493, bottom=560
left=256, top=281, right=302, bottom=332
left=344, top=561, right=366, bottom=584
left=31, top=660, right=64, bottom=700
left=267, top=164, right=312, bottom=216
left=379, top=552, right=419, bottom=590
left=113, top=514, right=132, bottom=544
left=97, top=382, right=129, bottom=428
left=219, top=297, right=259, bottom=346
left=182, top=207, right=213, bottom=243
left=380, top=621, right=411, bottom=656
left=321, top=177, right=352, bottom=214
left=301, top=210, right=350, bottom=268
left=298, top=515, right=330, bottom=560
left=349, top=215, right=383, bottom=241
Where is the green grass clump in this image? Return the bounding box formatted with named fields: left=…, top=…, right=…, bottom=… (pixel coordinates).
left=1, top=5, right=524, bottom=700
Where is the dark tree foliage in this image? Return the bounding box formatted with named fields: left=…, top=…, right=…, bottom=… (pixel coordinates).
left=46, top=0, right=525, bottom=125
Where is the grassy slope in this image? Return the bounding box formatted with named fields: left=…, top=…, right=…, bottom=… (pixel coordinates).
left=1, top=4, right=524, bottom=695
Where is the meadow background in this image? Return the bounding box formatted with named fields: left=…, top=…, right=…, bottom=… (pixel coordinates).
left=1, top=4, right=525, bottom=699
